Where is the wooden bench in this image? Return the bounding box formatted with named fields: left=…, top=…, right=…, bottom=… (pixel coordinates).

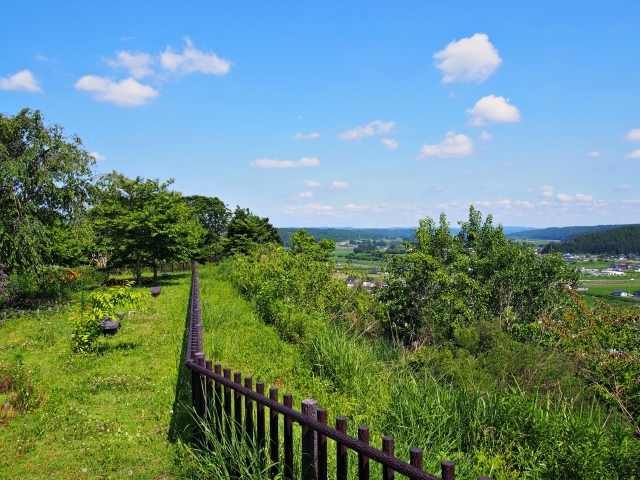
left=100, top=312, right=125, bottom=335
left=150, top=286, right=161, bottom=296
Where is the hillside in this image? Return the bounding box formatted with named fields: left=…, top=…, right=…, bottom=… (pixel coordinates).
left=508, top=224, right=636, bottom=241
left=541, top=225, right=640, bottom=254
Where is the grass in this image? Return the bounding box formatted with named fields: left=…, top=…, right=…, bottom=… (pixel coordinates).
left=0, top=272, right=193, bottom=479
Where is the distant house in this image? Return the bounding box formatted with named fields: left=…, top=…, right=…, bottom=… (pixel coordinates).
left=362, top=281, right=374, bottom=288
left=346, top=276, right=356, bottom=288
left=601, top=270, right=626, bottom=276
left=369, top=268, right=381, bottom=275
left=612, top=290, right=630, bottom=297
left=575, top=286, right=588, bottom=291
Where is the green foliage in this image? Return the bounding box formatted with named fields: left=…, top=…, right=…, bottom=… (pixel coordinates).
left=0, top=108, right=96, bottom=273
left=70, top=284, right=142, bottom=352
left=542, top=225, right=640, bottom=255
left=0, top=362, right=43, bottom=424
left=185, top=195, right=231, bottom=261
left=222, top=207, right=282, bottom=255
left=381, top=206, right=578, bottom=343
left=545, top=292, right=640, bottom=431
left=90, top=172, right=204, bottom=284
left=510, top=223, right=636, bottom=241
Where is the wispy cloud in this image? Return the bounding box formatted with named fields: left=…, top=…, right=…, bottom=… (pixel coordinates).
left=619, top=183, right=633, bottom=190
left=292, top=132, right=321, bottom=140
left=338, top=120, right=395, bottom=141
left=160, top=37, right=232, bottom=77
left=381, top=138, right=398, bottom=149
left=331, top=181, right=350, bottom=189
left=417, top=131, right=473, bottom=159
left=75, top=76, right=159, bottom=106
left=624, top=149, right=640, bottom=159
left=295, top=191, right=313, bottom=199
left=303, top=180, right=321, bottom=187
left=479, top=131, right=493, bottom=141
left=106, top=51, right=154, bottom=78
left=89, top=151, right=107, bottom=161
left=588, top=151, right=602, bottom=157
left=0, top=70, right=42, bottom=92
left=250, top=157, right=320, bottom=169
left=466, top=95, right=520, bottom=126
left=624, top=128, right=640, bottom=142
left=433, top=33, right=502, bottom=83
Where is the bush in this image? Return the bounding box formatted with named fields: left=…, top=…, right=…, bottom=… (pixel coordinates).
left=0, top=266, right=22, bottom=307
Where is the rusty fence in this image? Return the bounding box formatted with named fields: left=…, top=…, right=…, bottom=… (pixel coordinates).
left=185, top=262, right=492, bottom=480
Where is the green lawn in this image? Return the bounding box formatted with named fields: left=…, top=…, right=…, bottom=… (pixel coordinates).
left=0, top=273, right=192, bottom=479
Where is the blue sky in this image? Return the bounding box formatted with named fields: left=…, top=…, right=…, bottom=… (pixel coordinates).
left=2, top=1, right=640, bottom=228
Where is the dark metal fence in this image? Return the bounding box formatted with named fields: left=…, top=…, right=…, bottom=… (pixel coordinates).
left=185, top=262, right=492, bottom=480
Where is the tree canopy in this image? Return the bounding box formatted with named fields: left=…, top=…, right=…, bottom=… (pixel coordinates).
left=0, top=108, right=95, bottom=272
left=541, top=225, right=640, bottom=255
left=222, top=207, right=282, bottom=255
left=184, top=195, right=231, bottom=261
left=89, top=172, right=203, bottom=284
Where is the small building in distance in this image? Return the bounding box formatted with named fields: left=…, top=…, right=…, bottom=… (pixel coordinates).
left=612, top=290, right=630, bottom=297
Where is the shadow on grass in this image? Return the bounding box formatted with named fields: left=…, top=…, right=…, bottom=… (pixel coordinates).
left=97, top=341, right=138, bottom=355
left=168, top=275, right=195, bottom=444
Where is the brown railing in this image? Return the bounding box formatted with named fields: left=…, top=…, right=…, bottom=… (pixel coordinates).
left=185, top=262, right=492, bottom=480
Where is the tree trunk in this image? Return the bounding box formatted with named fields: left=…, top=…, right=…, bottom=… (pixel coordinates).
left=153, top=261, right=158, bottom=285
left=136, top=257, right=142, bottom=286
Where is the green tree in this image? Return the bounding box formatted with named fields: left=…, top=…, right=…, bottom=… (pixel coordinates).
left=222, top=207, right=282, bottom=255
left=0, top=108, right=95, bottom=273
left=184, top=195, right=231, bottom=261
left=89, top=173, right=203, bottom=285
left=289, top=229, right=335, bottom=260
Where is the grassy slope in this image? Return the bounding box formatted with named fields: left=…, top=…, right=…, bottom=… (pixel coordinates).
left=0, top=273, right=192, bottom=479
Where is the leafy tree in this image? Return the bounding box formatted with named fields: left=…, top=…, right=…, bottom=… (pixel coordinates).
left=89, top=173, right=203, bottom=285
left=222, top=207, right=282, bottom=255
left=382, top=206, right=578, bottom=343
left=289, top=229, right=335, bottom=260
left=184, top=195, right=231, bottom=261
left=0, top=108, right=95, bottom=273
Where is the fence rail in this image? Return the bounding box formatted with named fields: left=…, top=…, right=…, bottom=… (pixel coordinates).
left=185, top=262, right=492, bottom=480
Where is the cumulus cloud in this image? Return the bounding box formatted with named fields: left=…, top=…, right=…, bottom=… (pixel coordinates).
left=539, top=186, right=555, bottom=197
left=303, top=180, right=320, bottom=187
left=624, top=128, right=640, bottom=142
left=331, top=181, right=350, bottom=189
left=75, top=76, right=159, bottom=106
left=106, top=51, right=154, bottom=78
left=295, top=191, right=313, bottom=199
left=479, top=131, right=493, bottom=141
left=89, top=151, right=107, bottom=161
left=624, top=149, right=640, bottom=159
left=433, top=33, right=502, bottom=83
left=160, top=37, right=231, bottom=77
left=466, top=95, right=521, bottom=126
left=338, top=120, right=395, bottom=141
left=250, top=157, right=320, bottom=169
left=588, top=151, right=602, bottom=157
left=576, top=193, right=594, bottom=201
left=292, top=132, right=321, bottom=140
left=381, top=138, right=398, bottom=149
left=417, top=131, right=473, bottom=159
left=0, top=70, right=42, bottom=92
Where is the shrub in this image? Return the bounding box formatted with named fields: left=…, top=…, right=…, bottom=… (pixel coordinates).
left=0, top=266, right=22, bottom=307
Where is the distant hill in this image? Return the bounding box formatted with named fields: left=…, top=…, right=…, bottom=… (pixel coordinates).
left=278, top=226, right=536, bottom=247
left=540, top=225, right=640, bottom=255
left=508, top=224, right=637, bottom=241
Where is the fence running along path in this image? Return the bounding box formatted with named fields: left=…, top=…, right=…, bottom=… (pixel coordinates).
left=185, top=262, right=492, bottom=480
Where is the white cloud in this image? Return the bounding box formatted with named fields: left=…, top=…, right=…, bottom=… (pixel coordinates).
left=89, top=151, right=107, bottom=161
left=624, top=128, right=640, bottom=142
left=160, top=37, right=231, bottom=77
left=556, top=193, right=573, bottom=202
left=576, top=193, right=594, bottom=201
left=466, top=95, right=521, bottom=126
left=338, top=120, right=395, bottom=141
left=539, top=186, right=555, bottom=197
left=0, top=70, right=42, bottom=92
left=303, top=180, right=320, bottom=187
left=417, top=131, right=473, bottom=159
left=620, top=183, right=633, bottom=190
left=332, top=181, right=350, bottom=189
left=250, top=157, right=320, bottom=169
left=381, top=138, right=398, bottom=149
left=106, top=51, right=154, bottom=78
left=479, top=131, right=493, bottom=141
left=588, top=151, right=602, bottom=157
left=75, top=76, right=159, bottom=106
left=433, top=33, right=502, bottom=83
left=295, top=191, right=313, bottom=199
left=624, top=149, right=640, bottom=159
left=292, top=132, right=321, bottom=140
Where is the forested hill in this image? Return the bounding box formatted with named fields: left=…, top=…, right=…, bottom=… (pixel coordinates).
left=541, top=225, right=640, bottom=255
left=278, top=226, right=535, bottom=246
left=508, top=224, right=637, bottom=241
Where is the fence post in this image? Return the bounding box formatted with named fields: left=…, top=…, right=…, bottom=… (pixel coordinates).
left=244, top=377, right=254, bottom=446
left=256, top=382, right=266, bottom=454
left=336, top=417, right=348, bottom=480
left=214, top=364, right=222, bottom=441
left=234, top=372, right=242, bottom=441
left=284, top=394, right=294, bottom=480
left=441, top=461, right=455, bottom=480
left=410, top=449, right=423, bottom=479
left=269, top=388, right=279, bottom=479
left=224, top=368, right=232, bottom=441
left=358, top=426, right=370, bottom=480
left=382, top=436, right=394, bottom=480
left=301, top=399, right=318, bottom=480
left=317, top=408, right=327, bottom=480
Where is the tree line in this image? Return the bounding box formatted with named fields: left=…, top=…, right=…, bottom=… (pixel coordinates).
left=541, top=225, right=640, bottom=255
left=0, top=108, right=282, bottom=286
